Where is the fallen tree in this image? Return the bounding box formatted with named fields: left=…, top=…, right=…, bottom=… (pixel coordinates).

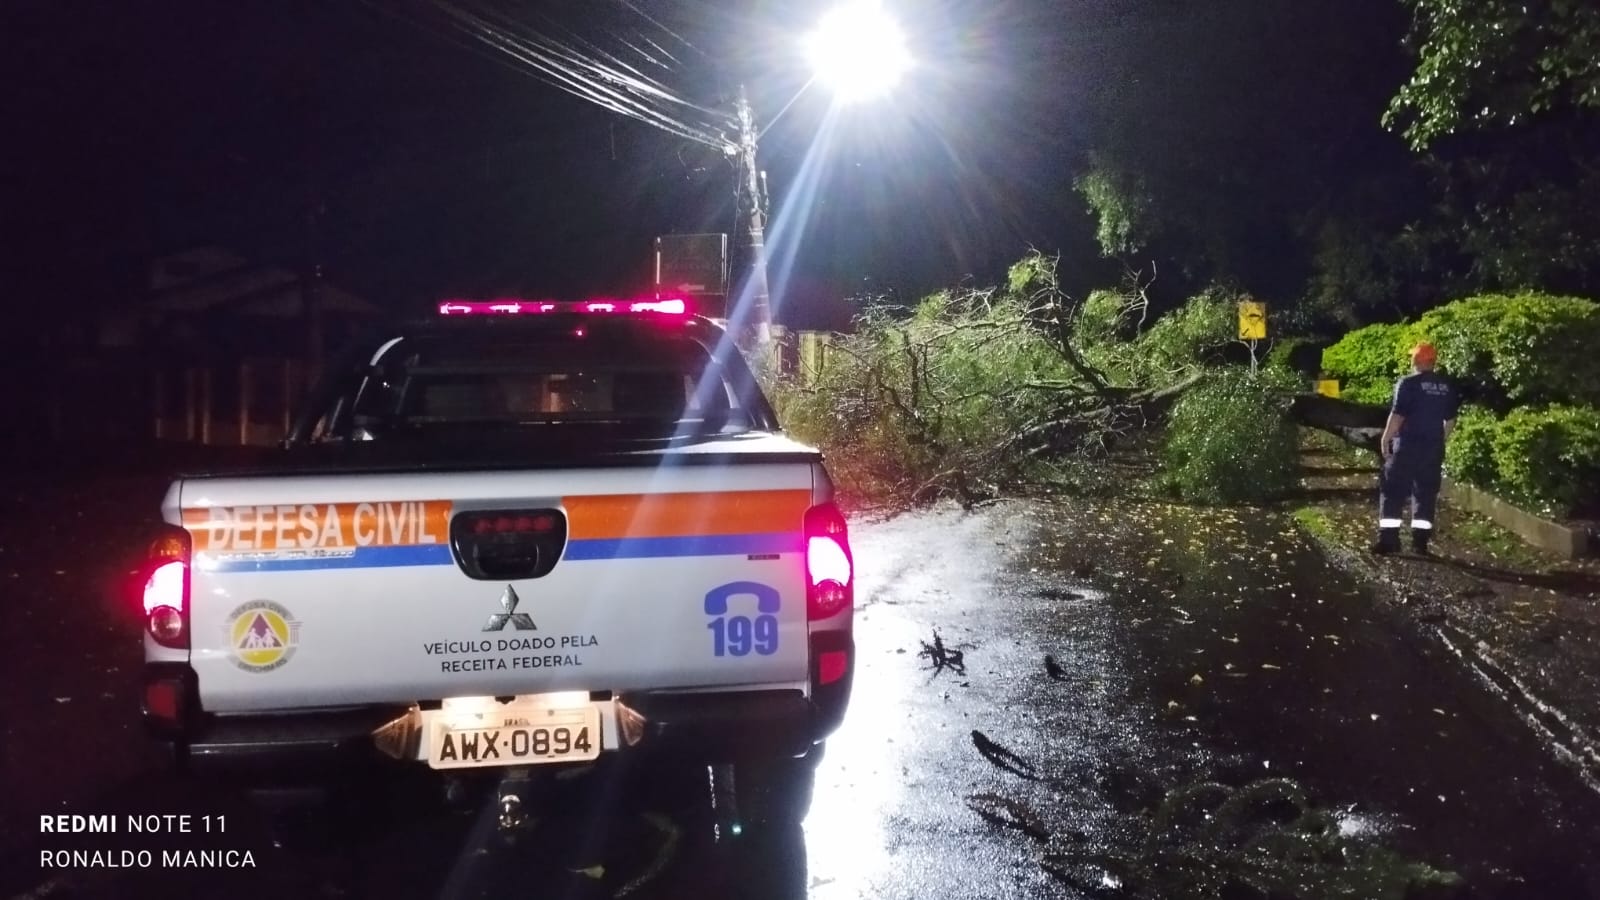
left=770, top=254, right=1240, bottom=505
left=1289, top=394, right=1387, bottom=452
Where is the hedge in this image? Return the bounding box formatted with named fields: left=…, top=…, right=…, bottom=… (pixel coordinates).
left=1441, top=406, right=1499, bottom=490
left=1319, top=321, right=1408, bottom=405
left=1321, top=292, right=1600, bottom=411
left=1444, top=404, right=1600, bottom=518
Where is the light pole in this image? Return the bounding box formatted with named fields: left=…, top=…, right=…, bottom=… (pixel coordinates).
left=733, top=84, right=771, bottom=348
left=730, top=1, right=911, bottom=349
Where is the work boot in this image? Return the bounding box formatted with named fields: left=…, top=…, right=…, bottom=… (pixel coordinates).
left=1411, top=530, right=1431, bottom=555
left=1370, top=528, right=1401, bottom=555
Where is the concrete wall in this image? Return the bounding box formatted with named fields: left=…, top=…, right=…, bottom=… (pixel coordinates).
left=1444, top=479, right=1594, bottom=560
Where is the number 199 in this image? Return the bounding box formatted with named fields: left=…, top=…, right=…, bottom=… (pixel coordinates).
left=709, top=614, right=778, bottom=657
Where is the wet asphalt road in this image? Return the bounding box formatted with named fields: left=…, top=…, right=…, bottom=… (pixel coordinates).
left=3, top=484, right=1600, bottom=899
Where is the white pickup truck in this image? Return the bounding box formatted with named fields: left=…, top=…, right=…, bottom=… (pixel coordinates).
left=137, top=300, right=854, bottom=821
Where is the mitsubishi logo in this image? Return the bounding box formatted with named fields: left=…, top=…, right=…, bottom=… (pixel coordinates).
left=483, top=585, right=536, bottom=632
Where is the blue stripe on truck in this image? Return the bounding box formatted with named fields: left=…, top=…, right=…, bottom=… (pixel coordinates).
left=199, top=532, right=801, bottom=572
left=563, top=531, right=802, bottom=560
left=199, top=544, right=454, bottom=573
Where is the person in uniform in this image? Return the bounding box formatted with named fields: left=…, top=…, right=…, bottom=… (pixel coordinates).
left=1373, top=343, right=1459, bottom=555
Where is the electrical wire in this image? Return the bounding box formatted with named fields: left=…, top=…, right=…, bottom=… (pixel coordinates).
left=360, top=0, right=735, bottom=150
left=432, top=1, right=733, bottom=150
left=430, top=0, right=735, bottom=150
left=611, top=0, right=712, bottom=61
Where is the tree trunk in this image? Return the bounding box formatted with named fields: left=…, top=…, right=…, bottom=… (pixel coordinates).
left=1289, top=394, right=1387, bottom=451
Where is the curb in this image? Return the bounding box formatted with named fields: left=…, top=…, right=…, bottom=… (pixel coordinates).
left=1443, top=479, right=1593, bottom=560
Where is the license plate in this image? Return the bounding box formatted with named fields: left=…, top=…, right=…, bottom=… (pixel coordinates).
left=428, top=706, right=601, bottom=770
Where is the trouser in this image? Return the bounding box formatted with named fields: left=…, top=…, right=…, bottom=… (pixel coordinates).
left=1377, top=441, right=1444, bottom=544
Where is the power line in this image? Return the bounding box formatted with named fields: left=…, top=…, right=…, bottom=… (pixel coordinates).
left=418, top=0, right=733, bottom=147
left=437, top=2, right=730, bottom=149
left=611, top=0, right=712, bottom=61
left=481, top=1, right=729, bottom=121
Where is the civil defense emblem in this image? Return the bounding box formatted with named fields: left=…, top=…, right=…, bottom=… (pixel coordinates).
left=227, top=600, right=301, bottom=673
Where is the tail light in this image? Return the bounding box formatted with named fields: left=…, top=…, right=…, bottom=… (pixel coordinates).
left=450, top=508, right=568, bottom=580
left=141, top=664, right=196, bottom=734
left=804, top=503, right=853, bottom=620
left=142, top=527, right=190, bottom=649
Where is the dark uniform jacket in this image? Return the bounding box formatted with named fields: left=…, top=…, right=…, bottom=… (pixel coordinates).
left=1391, top=371, right=1459, bottom=450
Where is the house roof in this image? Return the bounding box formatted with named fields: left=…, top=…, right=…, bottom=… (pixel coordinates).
left=146, top=247, right=381, bottom=319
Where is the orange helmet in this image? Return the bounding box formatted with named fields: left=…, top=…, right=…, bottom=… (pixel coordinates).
left=1411, top=343, right=1437, bottom=365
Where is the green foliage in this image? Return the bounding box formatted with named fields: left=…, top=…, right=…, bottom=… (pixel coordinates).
left=1070, top=284, right=1242, bottom=389
left=1448, top=162, right=1600, bottom=293
left=1319, top=322, right=1408, bottom=405
left=1385, top=0, right=1600, bottom=148
left=1442, top=406, right=1499, bottom=489
left=773, top=254, right=1300, bottom=508
left=1444, top=404, right=1600, bottom=517
left=1302, top=217, right=1408, bottom=328
left=1006, top=252, right=1059, bottom=297
left=1078, top=289, right=1131, bottom=349
left=1291, top=506, right=1335, bottom=542
left=1075, top=153, right=1154, bottom=257
left=1264, top=337, right=1321, bottom=379
left=1128, top=287, right=1236, bottom=385
left=770, top=285, right=1092, bottom=504
left=1402, top=292, right=1600, bottom=409
left=1160, top=369, right=1301, bottom=505
left=1319, top=293, right=1600, bottom=409
left=1074, top=287, right=1152, bottom=382
left=1490, top=405, right=1600, bottom=516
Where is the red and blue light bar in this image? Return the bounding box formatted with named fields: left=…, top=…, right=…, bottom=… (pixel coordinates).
left=438, top=298, right=688, bottom=316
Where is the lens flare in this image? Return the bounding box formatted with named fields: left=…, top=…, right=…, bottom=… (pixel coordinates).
left=804, top=2, right=912, bottom=103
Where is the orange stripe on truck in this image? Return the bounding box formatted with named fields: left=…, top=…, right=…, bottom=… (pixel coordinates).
left=182, top=501, right=454, bottom=553
left=563, top=490, right=811, bottom=540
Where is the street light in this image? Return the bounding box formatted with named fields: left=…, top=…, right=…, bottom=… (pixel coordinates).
left=732, top=2, right=911, bottom=348
left=803, top=2, right=912, bottom=103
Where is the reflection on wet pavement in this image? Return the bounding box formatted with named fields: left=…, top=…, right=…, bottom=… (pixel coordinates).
left=5, top=498, right=1600, bottom=899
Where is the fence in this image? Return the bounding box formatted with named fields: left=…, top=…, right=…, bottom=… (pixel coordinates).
left=795, top=331, right=836, bottom=386
left=151, top=359, right=309, bottom=446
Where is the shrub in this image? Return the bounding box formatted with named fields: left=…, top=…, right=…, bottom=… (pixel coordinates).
left=1161, top=368, right=1302, bottom=505
left=1402, top=293, right=1600, bottom=410
left=1488, top=405, right=1600, bottom=517
left=1319, top=322, right=1408, bottom=405
left=1442, top=405, right=1499, bottom=489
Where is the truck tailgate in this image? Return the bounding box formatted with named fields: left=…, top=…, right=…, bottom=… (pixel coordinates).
left=176, top=463, right=815, bottom=712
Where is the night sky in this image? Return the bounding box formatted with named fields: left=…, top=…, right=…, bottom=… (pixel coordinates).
left=6, top=0, right=1409, bottom=328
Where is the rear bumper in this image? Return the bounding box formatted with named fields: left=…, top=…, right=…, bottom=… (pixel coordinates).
left=181, top=706, right=414, bottom=779
left=147, top=636, right=853, bottom=779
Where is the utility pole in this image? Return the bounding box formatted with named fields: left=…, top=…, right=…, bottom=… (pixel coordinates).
left=733, top=85, right=771, bottom=349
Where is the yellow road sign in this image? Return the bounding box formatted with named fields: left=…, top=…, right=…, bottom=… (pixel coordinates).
left=1238, top=300, right=1267, bottom=341
left=1316, top=379, right=1341, bottom=398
